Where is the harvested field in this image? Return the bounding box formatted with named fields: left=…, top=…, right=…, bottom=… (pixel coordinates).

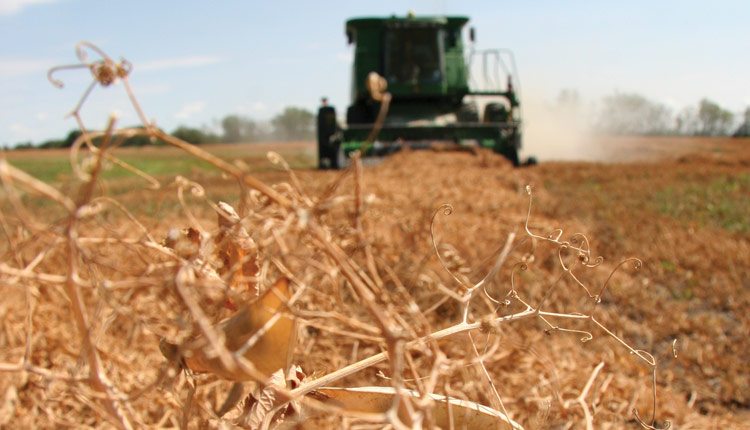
left=1, top=136, right=748, bottom=428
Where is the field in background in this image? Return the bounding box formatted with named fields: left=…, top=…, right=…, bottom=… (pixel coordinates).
left=2, top=141, right=316, bottom=184
left=1, top=136, right=748, bottom=427
left=5, top=135, right=748, bottom=183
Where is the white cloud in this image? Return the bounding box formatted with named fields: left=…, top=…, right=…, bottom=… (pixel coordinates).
left=36, top=112, right=48, bottom=121
left=137, top=56, right=222, bottom=72
left=0, top=58, right=53, bottom=78
left=0, top=0, right=59, bottom=15
left=174, top=101, right=205, bottom=120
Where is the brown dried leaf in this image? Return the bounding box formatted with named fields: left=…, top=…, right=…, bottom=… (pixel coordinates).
left=182, top=277, right=297, bottom=380
left=313, top=386, right=524, bottom=430
left=214, top=201, right=259, bottom=308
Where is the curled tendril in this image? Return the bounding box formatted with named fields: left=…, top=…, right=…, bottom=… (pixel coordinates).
left=543, top=324, right=594, bottom=342
left=546, top=229, right=564, bottom=242
left=174, top=176, right=206, bottom=198
left=525, top=187, right=608, bottom=265
left=266, top=151, right=289, bottom=170
left=560, top=234, right=597, bottom=258
left=585, top=255, right=604, bottom=268
left=48, top=41, right=151, bottom=127
left=633, top=409, right=671, bottom=429
left=631, top=349, right=656, bottom=367
left=429, top=204, right=471, bottom=290
left=47, top=63, right=88, bottom=88
left=186, top=182, right=205, bottom=198
left=482, top=283, right=510, bottom=307
left=569, top=232, right=590, bottom=252
left=630, top=352, right=666, bottom=430
left=520, top=182, right=667, bottom=427
left=48, top=42, right=131, bottom=89
left=75, top=41, right=110, bottom=63
left=594, top=257, right=643, bottom=304
left=437, top=203, right=453, bottom=217
left=509, top=262, right=527, bottom=296
left=524, top=185, right=551, bottom=242
left=174, top=176, right=208, bottom=233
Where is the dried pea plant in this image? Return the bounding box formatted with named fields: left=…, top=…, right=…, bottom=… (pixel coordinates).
left=0, top=43, right=671, bottom=429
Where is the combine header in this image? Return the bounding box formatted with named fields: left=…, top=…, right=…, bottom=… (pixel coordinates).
left=317, top=13, right=531, bottom=169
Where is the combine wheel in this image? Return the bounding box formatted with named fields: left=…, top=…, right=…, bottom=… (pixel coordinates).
left=317, top=103, right=338, bottom=169
left=331, top=142, right=348, bottom=169
left=457, top=103, right=480, bottom=123
left=492, top=135, right=520, bottom=166
left=484, top=102, right=509, bottom=123
left=317, top=142, right=336, bottom=169
left=498, top=145, right=520, bottom=167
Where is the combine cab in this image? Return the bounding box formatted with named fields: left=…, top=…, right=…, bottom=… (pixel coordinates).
left=318, top=14, right=530, bottom=169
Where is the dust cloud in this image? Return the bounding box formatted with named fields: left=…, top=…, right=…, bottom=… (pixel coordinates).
left=520, top=93, right=607, bottom=162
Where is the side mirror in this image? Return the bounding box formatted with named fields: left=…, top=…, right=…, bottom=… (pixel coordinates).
left=469, top=27, right=476, bottom=43
left=346, top=30, right=353, bottom=45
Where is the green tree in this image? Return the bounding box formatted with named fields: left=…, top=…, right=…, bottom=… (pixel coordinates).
left=733, top=107, right=750, bottom=137
left=38, top=138, right=65, bottom=149
left=697, top=98, right=734, bottom=136
left=271, top=107, right=314, bottom=140
left=64, top=129, right=83, bottom=147
left=13, top=141, right=34, bottom=150
left=172, top=126, right=218, bottom=145
left=39, top=129, right=83, bottom=149
left=675, top=107, right=699, bottom=135
left=221, top=115, right=243, bottom=142
left=221, top=115, right=258, bottom=142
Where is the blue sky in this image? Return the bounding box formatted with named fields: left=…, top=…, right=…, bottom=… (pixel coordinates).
left=1, top=0, right=748, bottom=147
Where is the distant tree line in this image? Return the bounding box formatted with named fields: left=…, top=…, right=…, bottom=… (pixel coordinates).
left=7, top=97, right=750, bottom=149
left=589, top=92, right=749, bottom=137
left=8, top=106, right=315, bottom=150
left=23, top=127, right=172, bottom=150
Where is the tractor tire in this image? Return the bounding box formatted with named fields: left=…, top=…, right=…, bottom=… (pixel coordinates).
left=501, top=145, right=520, bottom=167
left=457, top=103, right=480, bottom=123
left=484, top=102, right=509, bottom=123
left=318, top=149, right=331, bottom=169
left=496, top=129, right=522, bottom=167
left=317, top=105, right=338, bottom=169
left=330, top=141, right=347, bottom=169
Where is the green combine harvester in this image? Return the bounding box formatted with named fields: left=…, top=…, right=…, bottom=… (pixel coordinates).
left=317, top=13, right=531, bottom=169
